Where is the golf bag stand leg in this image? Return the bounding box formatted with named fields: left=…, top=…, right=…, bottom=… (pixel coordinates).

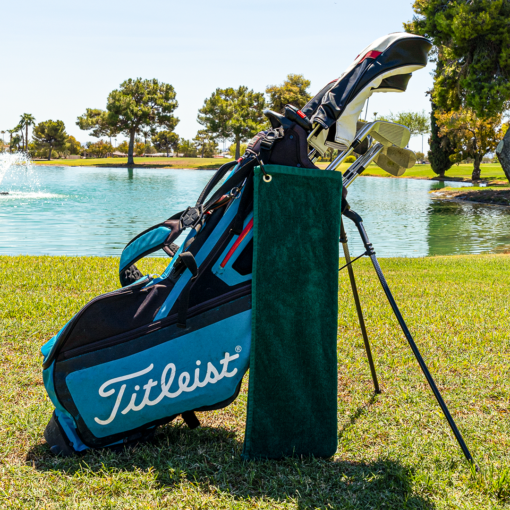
left=340, top=222, right=381, bottom=394
left=342, top=208, right=475, bottom=465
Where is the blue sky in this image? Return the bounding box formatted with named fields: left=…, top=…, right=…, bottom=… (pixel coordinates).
left=0, top=0, right=432, bottom=153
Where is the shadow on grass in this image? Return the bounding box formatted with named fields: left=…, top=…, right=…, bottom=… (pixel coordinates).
left=27, top=415, right=433, bottom=509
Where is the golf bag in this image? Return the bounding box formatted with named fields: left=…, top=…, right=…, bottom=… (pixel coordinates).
left=41, top=33, right=431, bottom=455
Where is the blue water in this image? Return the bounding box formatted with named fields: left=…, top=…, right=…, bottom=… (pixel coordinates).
left=1, top=165, right=509, bottom=258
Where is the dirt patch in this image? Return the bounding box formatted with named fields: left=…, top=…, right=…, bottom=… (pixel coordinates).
left=432, top=188, right=510, bottom=207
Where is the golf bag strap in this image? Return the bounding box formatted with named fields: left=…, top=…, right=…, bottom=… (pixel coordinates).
left=119, top=211, right=185, bottom=287
left=181, top=411, right=200, bottom=429
left=232, top=170, right=254, bottom=235
left=259, top=128, right=284, bottom=163
left=176, top=252, right=199, bottom=328
left=195, top=160, right=238, bottom=207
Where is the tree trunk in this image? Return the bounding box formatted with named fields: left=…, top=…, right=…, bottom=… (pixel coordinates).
left=472, top=154, right=482, bottom=181
left=166, top=145, right=169, bottom=157
left=235, top=137, right=241, bottom=160
left=496, top=129, right=510, bottom=183
left=128, top=131, right=135, bottom=165
left=26, top=126, right=29, bottom=152
left=9, top=133, right=12, bottom=153
left=48, top=147, right=52, bottom=161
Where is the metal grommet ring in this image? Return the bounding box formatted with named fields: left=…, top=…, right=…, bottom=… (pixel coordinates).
left=263, top=174, right=272, bottom=183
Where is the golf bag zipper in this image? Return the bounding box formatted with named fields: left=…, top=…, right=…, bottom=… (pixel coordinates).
left=56, top=285, right=251, bottom=361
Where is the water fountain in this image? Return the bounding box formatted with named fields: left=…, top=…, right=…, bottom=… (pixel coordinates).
left=0, top=152, right=37, bottom=195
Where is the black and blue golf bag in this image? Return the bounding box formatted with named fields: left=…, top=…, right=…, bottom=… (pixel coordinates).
left=41, top=32, right=431, bottom=455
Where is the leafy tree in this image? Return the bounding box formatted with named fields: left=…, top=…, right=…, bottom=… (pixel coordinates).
left=193, top=130, right=217, bottom=158
left=77, top=109, right=119, bottom=146
left=134, top=142, right=146, bottom=156
left=265, top=74, right=312, bottom=113
left=379, top=111, right=429, bottom=138
left=152, top=131, right=179, bottom=156
left=67, top=136, right=82, bottom=155
left=435, top=108, right=504, bottom=180
left=32, top=120, right=68, bottom=160
left=406, top=0, right=510, bottom=118
left=116, top=141, right=129, bottom=154
left=78, top=78, right=179, bottom=165
left=86, top=140, right=114, bottom=158
left=229, top=143, right=247, bottom=158
left=415, top=151, right=425, bottom=161
left=178, top=139, right=197, bottom=157
left=10, top=132, right=22, bottom=153
left=198, top=86, right=266, bottom=159
left=428, top=100, right=455, bottom=176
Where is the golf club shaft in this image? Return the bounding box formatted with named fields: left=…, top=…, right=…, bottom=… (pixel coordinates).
left=343, top=208, right=475, bottom=465
left=340, top=224, right=380, bottom=394
left=343, top=143, right=384, bottom=188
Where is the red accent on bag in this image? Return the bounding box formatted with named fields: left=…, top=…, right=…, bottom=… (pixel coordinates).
left=297, top=110, right=306, bottom=119
left=360, top=50, right=382, bottom=62
left=220, top=218, right=253, bottom=268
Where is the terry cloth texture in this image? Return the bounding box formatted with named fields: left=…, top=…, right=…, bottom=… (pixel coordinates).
left=243, top=164, right=343, bottom=460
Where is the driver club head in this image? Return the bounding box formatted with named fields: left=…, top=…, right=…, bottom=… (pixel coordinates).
left=385, top=146, right=416, bottom=169
left=375, top=153, right=406, bottom=176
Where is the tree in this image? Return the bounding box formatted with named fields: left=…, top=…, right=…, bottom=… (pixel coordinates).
left=77, top=108, right=119, bottom=146
left=134, top=142, right=146, bottom=156
left=406, top=0, right=510, bottom=119
left=78, top=78, right=179, bottom=165
left=116, top=141, right=129, bottom=154
left=32, top=120, right=68, bottom=160
left=265, top=74, right=312, bottom=113
left=152, top=131, right=179, bottom=156
left=67, top=135, right=82, bottom=155
left=178, top=139, right=197, bottom=157
left=19, top=113, right=36, bottom=152
left=198, top=86, right=266, bottom=159
left=193, top=130, right=217, bottom=158
left=379, top=110, right=429, bottom=140
left=86, top=140, right=114, bottom=158
left=229, top=143, right=247, bottom=158
left=428, top=100, right=455, bottom=177
left=435, top=108, right=504, bottom=180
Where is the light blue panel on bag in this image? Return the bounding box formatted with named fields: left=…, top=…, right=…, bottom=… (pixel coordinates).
left=66, top=310, right=251, bottom=438
left=120, top=226, right=171, bottom=272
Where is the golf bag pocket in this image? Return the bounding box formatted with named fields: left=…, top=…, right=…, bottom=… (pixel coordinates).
left=42, top=293, right=251, bottom=450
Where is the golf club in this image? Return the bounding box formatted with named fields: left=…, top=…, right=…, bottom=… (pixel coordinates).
left=320, top=120, right=410, bottom=171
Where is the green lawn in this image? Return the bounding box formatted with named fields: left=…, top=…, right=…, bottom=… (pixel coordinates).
left=34, top=157, right=234, bottom=170
left=317, top=162, right=508, bottom=182
left=34, top=158, right=508, bottom=182
left=1, top=254, right=510, bottom=509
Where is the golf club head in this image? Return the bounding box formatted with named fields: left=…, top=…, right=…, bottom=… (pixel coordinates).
left=370, top=121, right=410, bottom=148
left=385, top=146, right=416, bottom=169
left=375, top=153, right=406, bottom=176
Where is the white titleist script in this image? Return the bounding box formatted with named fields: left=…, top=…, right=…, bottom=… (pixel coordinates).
left=94, top=351, right=240, bottom=426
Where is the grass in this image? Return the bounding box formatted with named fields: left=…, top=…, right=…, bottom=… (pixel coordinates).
left=1, top=254, right=510, bottom=508
left=315, top=162, right=508, bottom=182
left=34, top=157, right=234, bottom=170
left=34, top=158, right=508, bottom=183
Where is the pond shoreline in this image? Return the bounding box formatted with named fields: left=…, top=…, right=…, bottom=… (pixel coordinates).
left=431, top=187, right=510, bottom=208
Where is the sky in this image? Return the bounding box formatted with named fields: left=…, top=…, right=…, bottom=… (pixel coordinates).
left=0, top=0, right=433, bottom=153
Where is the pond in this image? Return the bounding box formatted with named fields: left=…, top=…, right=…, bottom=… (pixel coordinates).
left=1, top=164, right=509, bottom=258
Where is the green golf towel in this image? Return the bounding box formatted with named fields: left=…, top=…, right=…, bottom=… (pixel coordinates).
left=243, top=164, right=343, bottom=460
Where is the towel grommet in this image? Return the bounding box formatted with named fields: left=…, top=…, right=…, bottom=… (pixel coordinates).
left=263, top=174, right=272, bottom=183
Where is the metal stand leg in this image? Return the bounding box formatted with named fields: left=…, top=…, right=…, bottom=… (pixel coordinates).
left=340, top=222, right=380, bottom=394
left=342, top=208, right=475, bottom=465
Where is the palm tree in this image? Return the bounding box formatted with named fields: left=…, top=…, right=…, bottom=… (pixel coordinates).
left=19, top=113, right=36, bottom=152
left=1, top=130, right=5, bottom=143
